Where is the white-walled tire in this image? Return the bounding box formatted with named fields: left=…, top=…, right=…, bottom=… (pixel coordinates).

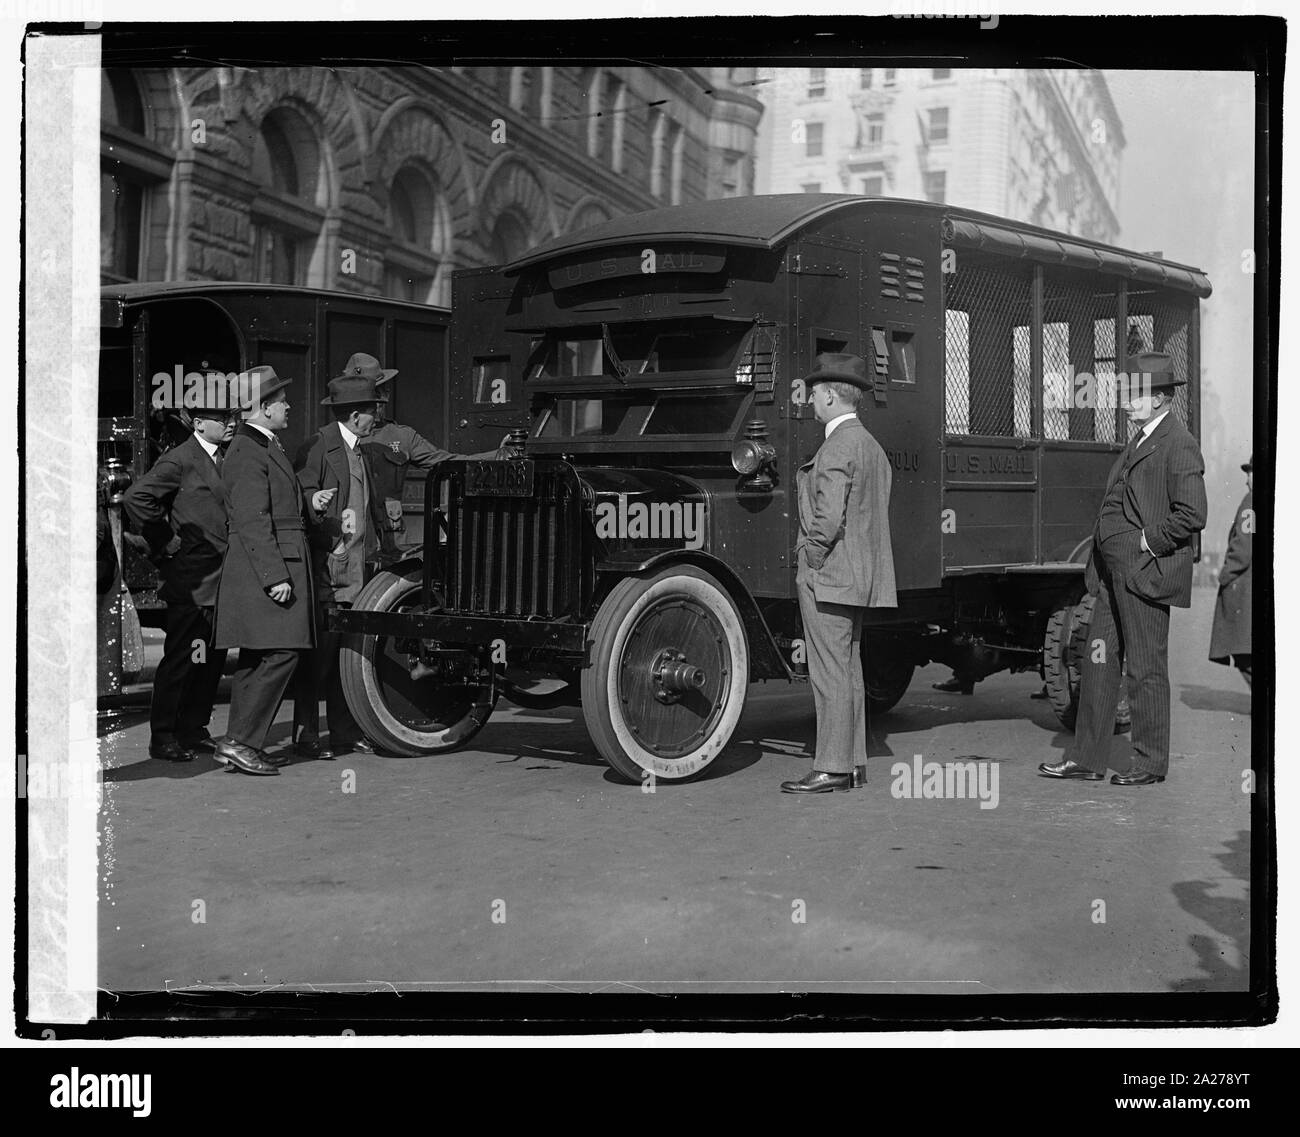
left=339, top=567, right=497, bottom=757
left=581, top=567, right=749, bottom=783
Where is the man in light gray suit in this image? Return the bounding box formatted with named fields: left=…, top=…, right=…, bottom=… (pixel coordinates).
left=782, top=354, right=898, bottom=794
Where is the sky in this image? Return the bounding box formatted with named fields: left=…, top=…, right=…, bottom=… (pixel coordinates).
left=1104, top=70, right=1257, bottom=553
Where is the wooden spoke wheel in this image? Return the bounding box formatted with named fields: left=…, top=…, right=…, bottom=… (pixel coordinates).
left=581, top=567, right=749, bottom=783
left=339, top=566, right=497, bottom=756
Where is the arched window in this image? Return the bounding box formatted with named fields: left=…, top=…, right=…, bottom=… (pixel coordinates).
left=102, top=69, right=145, bottom=133
left=101, top=68, right=170, bottom=283
left=249, top=105, right=329, bottom=286
left=383, top=164, right=452, bottom=305
left=488, top=211, right=531, bottom=266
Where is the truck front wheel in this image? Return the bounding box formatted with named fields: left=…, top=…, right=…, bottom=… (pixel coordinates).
left=581, top=567, right=749, bottom=783
left=339, top=566, right=498, bottom=756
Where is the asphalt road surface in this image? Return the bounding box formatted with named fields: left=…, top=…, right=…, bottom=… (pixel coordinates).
left=97, top=587, right=1253, bottom=994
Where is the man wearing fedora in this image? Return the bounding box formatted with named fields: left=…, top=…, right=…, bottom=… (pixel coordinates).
left=781, top=353, right=897, bottom=794
left=1039, top=351, right=1207, bottom=787
left=291, top=363, right=389, bottom=758
left=123, top=385, right=237, bottom=762
left=1210, top=455, right=1253, bottom=688
left=212, top=365, right=314, bottom=776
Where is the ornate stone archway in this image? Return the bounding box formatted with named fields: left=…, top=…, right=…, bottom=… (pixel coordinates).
left=565, top=195, right=615, bottom=234
left=476, top=154, right=558, bottom=263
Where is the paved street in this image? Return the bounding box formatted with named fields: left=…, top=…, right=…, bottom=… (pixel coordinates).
left=97, top=587, right=1252, bottom=994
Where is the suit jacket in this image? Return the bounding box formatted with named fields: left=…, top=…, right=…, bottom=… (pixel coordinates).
left=1085, top=411, right=1207, bottom=608
left=1210, top=490, right=1252, bottom=660
left=795, top=416, right=898, bottom=608
left=213, top=424, right=315, bottom=650
left=122, top=434, right=228, bottom=607
left=295, top=421, right=383, bottom=602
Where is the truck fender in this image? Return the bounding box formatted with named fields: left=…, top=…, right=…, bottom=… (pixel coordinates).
left=597, top=549, right=794, bottom=681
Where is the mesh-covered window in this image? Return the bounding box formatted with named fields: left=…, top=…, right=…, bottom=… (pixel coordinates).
left=943, top=257, right=1033, bottom=437
left=1041, top=271, right=1122, bottom=443
left=945, top=258, right=1194, bottom=442
left=1126, top=288, right=1194, bottom=440
left=1093, top=317, right=1119, bottom=443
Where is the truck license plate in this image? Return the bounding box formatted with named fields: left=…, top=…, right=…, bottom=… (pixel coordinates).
left=463, top=459, right=535, bottom=497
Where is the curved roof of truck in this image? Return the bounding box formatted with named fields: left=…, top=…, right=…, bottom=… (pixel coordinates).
left=100, top=280, right=451, bottom=315
left=506, top=194, right=1211, bottom=297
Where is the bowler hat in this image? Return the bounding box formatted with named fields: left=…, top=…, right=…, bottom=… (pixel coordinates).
left=1242, top=454, right=1253, bottom=473
left=336, top=352, right=398, bottom=384
left=320, top=374, right=383, bottom=406
left=233, top=364, right=292, bottom=412
left=803, top=352, right=872, bottom=390
left=1129, top=350, right=1186, bottom=388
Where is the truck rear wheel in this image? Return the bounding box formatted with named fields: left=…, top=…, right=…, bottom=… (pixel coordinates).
left=339, top=566, right=498, bottom=757
left=581, top=567, right=749, bottom=783
left=862, top=646, right=914, bottom=717
left=1043, top=593, right=1132, bottom=734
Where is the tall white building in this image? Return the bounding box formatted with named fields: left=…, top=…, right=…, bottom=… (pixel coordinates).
left=754, top=67, right=1123, bottom=243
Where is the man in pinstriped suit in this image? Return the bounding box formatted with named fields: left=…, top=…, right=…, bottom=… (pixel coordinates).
left=1039, top=351, right=1207, bottom=787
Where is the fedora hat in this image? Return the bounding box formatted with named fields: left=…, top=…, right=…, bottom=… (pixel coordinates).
left=320, top=374, right=383, bottom=406
left=186, top=372, right=239, bottom=417
left=803, top=352, right=872, bottom=390
left=233, top=364, right=292, bottom=412
left=1242, top=454, right=1253, bottom=473
left=336, top=352, right=397, bottom=384
left=1129, top=350, right=1186, bottom=388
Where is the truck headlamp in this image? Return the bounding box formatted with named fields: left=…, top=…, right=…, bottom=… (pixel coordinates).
left=730, top=439, right=774, bottom=476
left=731, top=419, right=777, bottom=489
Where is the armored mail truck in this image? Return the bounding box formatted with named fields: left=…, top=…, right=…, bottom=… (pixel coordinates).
left=333, top=194, right=1209, bottom=782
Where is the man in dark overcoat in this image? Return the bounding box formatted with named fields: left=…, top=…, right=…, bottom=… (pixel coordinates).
left=290, top=370, right=386, bottom=758
left=213, top=365, right=315, bottom=776
left=781, top=353, right=898, bottom=794
left=123, top=390, right=236, bottom=760
left=1039, top=351, right=1207, bottom=786
left=1210, top=455, right=1253, bottom=687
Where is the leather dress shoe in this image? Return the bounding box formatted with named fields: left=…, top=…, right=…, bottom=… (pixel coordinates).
left=149, top=739, right=194, bottom=763
left=1110, top=770, right=1165, bottom=786
left=294, top=737, right=331, bottom=760
left=328, top=737, right=375, bottom=757
left=179, top=733, right=217, bottom=755
left=213, top=739, right=280, bottom=777
left=780, top=770, right=853, bottom=794
left=1037, top=759, right=1103, bottom=781
left=933, top=676, right=975, bottom=695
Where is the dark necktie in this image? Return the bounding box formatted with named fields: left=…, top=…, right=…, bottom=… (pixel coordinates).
left=213, top=449, right=224, bottom=473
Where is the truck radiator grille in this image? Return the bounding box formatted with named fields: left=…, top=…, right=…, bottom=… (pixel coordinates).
left=442, top=465, right=586, bottom=619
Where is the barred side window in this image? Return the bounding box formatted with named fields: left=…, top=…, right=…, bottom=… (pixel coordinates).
left=942, top=256, right=1033, bottom=438
left=1041, top=270, right=1121, bottom=443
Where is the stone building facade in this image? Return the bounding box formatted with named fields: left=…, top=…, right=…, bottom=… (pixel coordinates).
left=754, top=67, right=1123, bottom=243
left=101, top=66, right=764, bottom=305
